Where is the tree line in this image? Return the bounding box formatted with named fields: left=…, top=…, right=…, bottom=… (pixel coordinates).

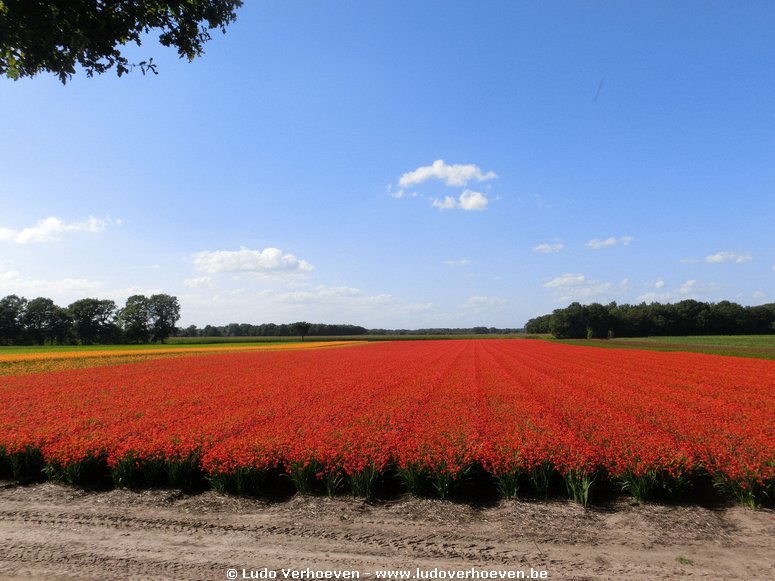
left=0, top=294, right=181, bottom=345
left=176, top=322, right=369, bottom=338
left=175, top=324, right=519, bottom=338
left=524, top=300, right=775, bottom=339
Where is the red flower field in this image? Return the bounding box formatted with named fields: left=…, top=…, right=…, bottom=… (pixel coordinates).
left=0, top=339, right=772, bottom=505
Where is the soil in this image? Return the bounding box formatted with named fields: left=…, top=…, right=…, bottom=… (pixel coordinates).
left=0, top=482, right=772, bottom=580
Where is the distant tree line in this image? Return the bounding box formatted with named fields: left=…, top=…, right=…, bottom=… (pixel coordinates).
left=367, top=327, right=519, bottom=336
left=0, top=293, right=180, bottom=345
left=524, top=300, right=775, bottom=339
left=176, top=324, right=519, bottom=337
left=176, top=322, right=370, bottom=338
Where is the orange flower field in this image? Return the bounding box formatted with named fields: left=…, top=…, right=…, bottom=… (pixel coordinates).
left=0, top=341, right=359, bottom=376
left=0, top=339, right=772, bottom=506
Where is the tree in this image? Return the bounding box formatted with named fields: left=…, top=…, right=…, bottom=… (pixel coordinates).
left=0, top=294, right=27, bottom=345
left=67, top=298, right=118, bottom=344
left=289, top=321, right=312, bottom=341
left=22, top=296, right=59, bottom=345
left=524, top=314, right=551, bottom=334
left=549, top=303, right=586, bottom=339
left=0, top=1, right=243, bottom=83
left=202, top=324, right=222, bottom=337
left=118, top=294, right=152, bottom=343
left=49, top=306, right=73, bottom=345
left=148, top=293, right=180, bottom=343
left=583, top=302, right=610, bottom=339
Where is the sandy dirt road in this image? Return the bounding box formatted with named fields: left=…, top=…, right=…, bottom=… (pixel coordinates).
left=0, top=482, right=772, bottom=580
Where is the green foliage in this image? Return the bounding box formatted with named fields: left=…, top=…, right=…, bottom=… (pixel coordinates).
left=528, top=299, right=775, bottom=340
left=493, top=468, right=525, bottom=500
left=322, top=468, right=346, bottom=498
left=564, top=469, right=595, bottom=507
left=45, top=454, right=111, bottom=488
left=347, top=465, right=380, bottom=498
left=118, top=295, right=152, bottom=344
left=289, top=321, right=313, bottom=341
left=209, top=467, right=268, bottom=496
left=0, top=295, right=27, bottom=345
left=165, top=453, right=205, bottom=490
left=0, top=1, right=243, bottom=83
left=67, top=298, right=119, bottom=345
left=148, top=294, right=181, bottom=343
left=713, top=474, right=764, bottom=509
left=287, top=459, right=324, bottom=495
left=397, top=462, right=433, bottom=497
left=0, top=292, right=181, bottom=346
left=619, top=469, right=659, bottom=502
left=111, top=454, right=170, bottom=489
left=529, top=461, right=555, bottom=499
left=7, top=446, right=46, bottom=483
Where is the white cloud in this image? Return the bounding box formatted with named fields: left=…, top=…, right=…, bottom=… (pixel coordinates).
left=704, top=251, right=753, bottom=264
left=680, top=257, right=700, bottom=264
left=431, top=196, right=458, bottom=210
left=444, top=259, right=472, bottom=266
left=398, top=159, right=497, bottom=189
left=276, top=285, right=376, bottom=303
left=181, top=284, right=433, bottom=327
left=431, top=189, right=489, bottom=211
left=184, top=276, right=216, bottom=289
left=544, top=273, right=586, bottom=288
left=0, top=216, right=112, bottom=244
left=0, top=269, right=102, bottom=297
left=753, top=290, right=766, bottom=299
left=585, top=236, right=634, bottom=250
left=100, top=286, right=165, bottom=302
left=543, top=273, right=627, bottom=302
left=462, top=296, right=508, bottom=309
left=532, top=242, right=564, bottom=254
left=654, top=278, right=666, bottom=289
left=636, top=279, right=720, bottom=302
left=191, top=246, right=314, bottom=278
left=459, top=190, right=489, bottom=210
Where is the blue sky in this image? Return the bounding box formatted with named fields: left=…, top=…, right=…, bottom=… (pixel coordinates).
left=1, top=1, right=773, bottom=328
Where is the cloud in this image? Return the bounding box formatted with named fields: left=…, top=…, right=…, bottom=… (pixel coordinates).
left=0, top=216, right=112, bottom=244
left=704, top=251, right=753, bottom=264
left=431, top=189, right=489, bottom=211
left=0, top=269, right=102, bottom=297
left=191, top=246, right=314, bottom=278
left=275, top=285, right=377, bottom=304
left=100, top=286, right=165, bottom=302
left=398, top=159, right=497, bottom=189
left=544, top=273, right=586, bottom=288
left=184, top=276, right=216, bottom=289
left=181, top=284, right=433, bottom=327
left=753, top=290, right=766, bottom=299
left=431, top=196, right=457, bottom=210
left=585, top=236, right=634, bottom=250
left=654, top=278, right=666, bottom=289
left=543, top=273, right=627, bottom=302
left=636, top=279, right=720, bottom=302
left=462, top=296, right=508, bottom=309
left=392, top=160, right=498, bottom=199
left=533, top=194, right=561, bottom=210
left=532, top=242, right=564, bottom=254
left=444, top=259, right=472, bottom=266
